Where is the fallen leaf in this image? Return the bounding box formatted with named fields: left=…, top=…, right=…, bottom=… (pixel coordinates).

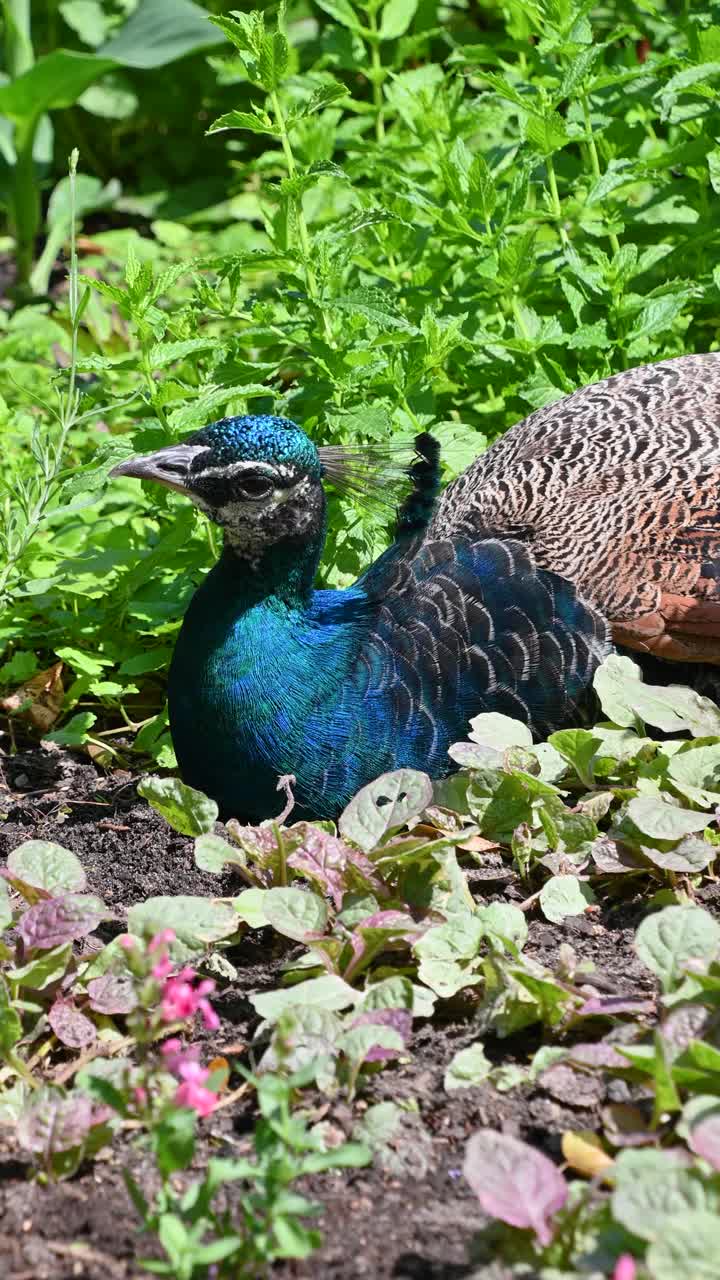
left=1, top=663, right=64, bottom=732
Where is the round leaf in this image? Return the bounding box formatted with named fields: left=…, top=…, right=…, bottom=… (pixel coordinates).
left=7, top=841, right=86, bottom=894
left=263, top=886, right=329, bottom=941
left=339, top=769, right=432, bottom=851
left=635, top=905, right=720, bottom=993
left=127, top=895, right=238, bottom=959
left=646, top=1212, right=720, bottom=1279
left=627, top=795, right=711, bottom=841
left=539, top=875, right=596, bottom=924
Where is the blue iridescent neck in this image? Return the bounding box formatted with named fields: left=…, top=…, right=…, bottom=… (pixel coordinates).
left=218, top=504, right=327, bottom=608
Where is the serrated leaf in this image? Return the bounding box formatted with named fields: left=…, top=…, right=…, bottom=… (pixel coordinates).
left=207, top=108, right=277, bottom=136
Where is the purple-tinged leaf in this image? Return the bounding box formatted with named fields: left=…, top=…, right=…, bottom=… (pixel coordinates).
left=49, top=998, right=97, bottom=1049
left=0, top=867, right=51, bottom=904
left=578, top=995, right=656, bottom=1018
left=688, top=1114, right=720, bottom=1170
left=602, top=1104, right=656, bottom=1148
left=590, top=838, right=646, bottom=874
left=350, top=1009, right=412, bottom=1061
left=343, top=911, right=424, bottom=982
left=538, top=1062, right=604, bottom=1106
left=463, top=1128, right=567, bottom=1246
left=19, top=894, right=110, bottom=950
left=663, top=1002, right=711, bottom=1055
left=288, top=825, right=385, bottom=907
left=86, top=973, right=137, bottom=1015
left=568, top=1042, right=631, bottom=1071
left=17, top=1090, right=111, bottom=1155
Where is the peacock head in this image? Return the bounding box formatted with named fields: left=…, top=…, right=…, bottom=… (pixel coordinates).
left=110, top=415, right=326, bottom=564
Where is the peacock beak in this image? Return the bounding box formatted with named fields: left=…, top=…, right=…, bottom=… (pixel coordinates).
left=110, top=443, right=207, bottom=494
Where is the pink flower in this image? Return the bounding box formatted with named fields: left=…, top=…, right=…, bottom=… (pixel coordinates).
left=149, top=929, right=176, bottom=952
left=151, top=954, right=173, bottom=980
left=613, top=1256, right=637, bottom=1280
left=119, top=934, right=135, bottom=950
left=174, top=1062, right=217, bottom=1117
left=160, top=970, right=218, bottom=1029
left=133, top=1086, right=147, bottom=1106
left=161, top=1038, right=200, bottom=1079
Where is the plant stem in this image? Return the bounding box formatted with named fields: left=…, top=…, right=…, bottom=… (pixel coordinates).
left=582, top=97, right=621, bottom=257
left=544, top=154, right=569, bottom=247
left=367, top=10, right=385, bottom=143
left=0, top=150, right=82, bottom=604
left=5, top=0, right=37, bottom=290
left=270, top=89, right=332, bottom=341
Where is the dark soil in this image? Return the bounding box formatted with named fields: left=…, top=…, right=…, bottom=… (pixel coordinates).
left=0, top=742, right=663, bottom=1280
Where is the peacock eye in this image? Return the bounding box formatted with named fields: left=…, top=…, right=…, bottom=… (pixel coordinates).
left=236, top=473, right=274, bottom=500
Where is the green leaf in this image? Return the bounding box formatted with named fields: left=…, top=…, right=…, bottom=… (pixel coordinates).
left=43, top=712, right=97, bottom=747
left=547, top=729, right=600, bottom=784
left=647, top=1212, right=720, bottom=1280
left=635, top=905, right=720, bottom=993
left=0, top=880, right=11, bottom=932
left=0, top=52, right=115, bottom=140
left=467, top=712, right=533, bottom=751
left=379, top=0, right=418, bottom=40
left=444, top=1041, right=492, bottom=1091
left=127, top=895, right=238, bottom=958
left=231, top=888, right=268, bottom=929
left=539, top=875, right=596, bottom=924
left=594, top=655, right=720, bottom=737
left=252, top=975, right=357, bottom=1021
left=262, top=887, right=329, bottom=941
left=523, top=109, right=570, bottom=155
left=612, top=1149, right=716, bottom=1242
left=194, top=833, right=247, bottom=875
left=0, top=978, right=23, bottom=1052
left=667, top=744, right=720, bottom=806
left=207, top=108, right=277, bottom=136
left=314, top=0, right=364, bottom=33
left=339, top=769, right=432, bottom=851
left=627, top=795, right=711, bottom=842
left=138, top=776, right=218, bottom=836
left=7, top=842, right=86, bottom=895
left=99, top=0, right=223, bottom=69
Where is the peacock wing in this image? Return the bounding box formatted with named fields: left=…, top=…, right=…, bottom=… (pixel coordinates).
left=353, top=536, right=610, bottom=759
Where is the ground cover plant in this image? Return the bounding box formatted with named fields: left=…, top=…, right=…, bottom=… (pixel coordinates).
left=3, top=0, right=720, bottom=1275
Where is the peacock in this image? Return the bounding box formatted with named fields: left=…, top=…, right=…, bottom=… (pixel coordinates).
left=111, top=352, right=720, bottom=821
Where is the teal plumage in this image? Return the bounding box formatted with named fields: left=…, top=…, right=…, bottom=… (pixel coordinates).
left=112, top=414, right=604, bottom=824
left=112, top=415, right=609, bottom=820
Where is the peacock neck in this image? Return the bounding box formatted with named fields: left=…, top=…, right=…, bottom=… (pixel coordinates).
left=217, top=516, right=326, bottom=612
